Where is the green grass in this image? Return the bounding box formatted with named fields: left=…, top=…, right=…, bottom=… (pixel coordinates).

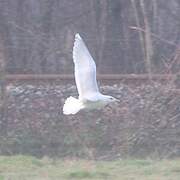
left=0, top=156, right=180, bottom=179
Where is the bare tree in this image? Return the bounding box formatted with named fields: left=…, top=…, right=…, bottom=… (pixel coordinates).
left=0, top=36, right=7, bottom=135
left=140, top=0, right=153, bottom=77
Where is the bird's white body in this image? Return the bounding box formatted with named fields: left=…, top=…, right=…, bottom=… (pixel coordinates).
left=63, top=34, right=117, bottom=115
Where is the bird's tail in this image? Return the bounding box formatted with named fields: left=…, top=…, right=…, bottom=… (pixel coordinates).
left=63, top=96, right=83, bottom=115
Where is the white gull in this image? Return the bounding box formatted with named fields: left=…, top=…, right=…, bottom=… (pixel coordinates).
left=63, top=34, right=118, bottom=115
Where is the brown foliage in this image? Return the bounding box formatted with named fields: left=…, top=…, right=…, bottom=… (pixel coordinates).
left=0, top=82, right=179, bottom=159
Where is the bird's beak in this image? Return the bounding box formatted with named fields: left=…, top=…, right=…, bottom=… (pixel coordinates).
left=114, top=98, right=120, bottom=102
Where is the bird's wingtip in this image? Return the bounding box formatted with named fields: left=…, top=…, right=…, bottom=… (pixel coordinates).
left=75, top=33, right=81, bottom=39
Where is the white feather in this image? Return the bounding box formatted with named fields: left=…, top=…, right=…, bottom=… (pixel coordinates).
left=63, top=96, right=84, bottom=115
left=63, top=33, right=117, bottom=115
left=73, top=33, right=100, bottom=100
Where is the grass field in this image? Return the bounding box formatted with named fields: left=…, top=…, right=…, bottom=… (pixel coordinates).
left=0, top=156, right=180, bottom=180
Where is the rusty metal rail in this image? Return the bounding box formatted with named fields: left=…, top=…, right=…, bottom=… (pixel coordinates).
left=4, top=74, right=180, bottom=94
left=5, top=74, right=179, bottom=81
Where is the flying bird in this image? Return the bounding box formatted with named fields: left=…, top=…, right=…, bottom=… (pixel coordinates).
left=63, top=34, right=118, bottom=115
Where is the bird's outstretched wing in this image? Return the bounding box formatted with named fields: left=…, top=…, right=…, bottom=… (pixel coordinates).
left=73, top=34, right=100, bottom=100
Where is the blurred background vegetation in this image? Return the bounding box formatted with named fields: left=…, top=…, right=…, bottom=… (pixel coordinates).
left=0, top=0, right=179, bottom=74
left=0, top=0, right=179, bottom=160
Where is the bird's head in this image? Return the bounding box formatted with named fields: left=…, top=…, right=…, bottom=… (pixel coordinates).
left=103, top=95, right=119, bottom=103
